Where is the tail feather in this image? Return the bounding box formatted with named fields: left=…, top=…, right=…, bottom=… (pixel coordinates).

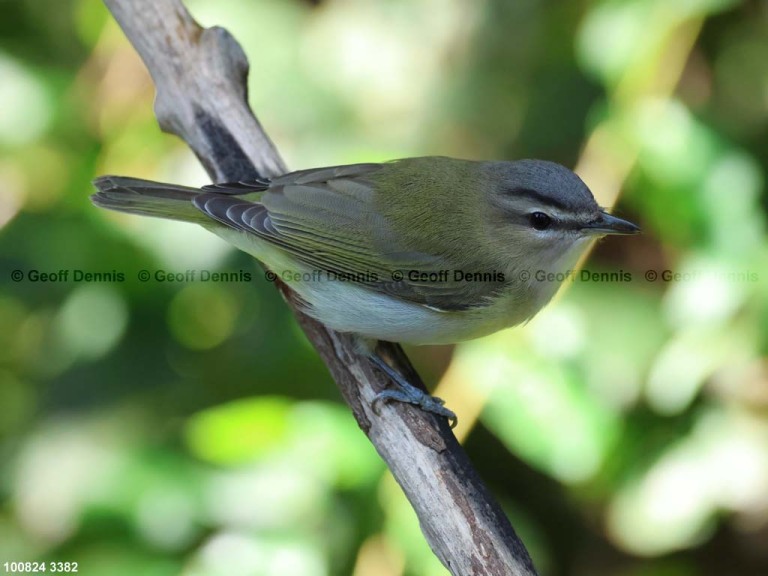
left=91, top=176, right=210, bottom=224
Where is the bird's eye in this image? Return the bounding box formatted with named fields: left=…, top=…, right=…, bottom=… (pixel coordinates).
left=529, top=212, right=552, bottom=231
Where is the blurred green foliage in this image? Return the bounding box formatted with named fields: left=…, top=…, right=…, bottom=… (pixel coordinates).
left=1, top=0, right=767, bottom=575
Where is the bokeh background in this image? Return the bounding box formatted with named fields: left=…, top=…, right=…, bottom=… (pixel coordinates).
left=2, top=0, right=768, bottom=574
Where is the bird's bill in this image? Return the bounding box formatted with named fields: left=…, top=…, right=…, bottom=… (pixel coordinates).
left=582, top=211, right=640, bottom=235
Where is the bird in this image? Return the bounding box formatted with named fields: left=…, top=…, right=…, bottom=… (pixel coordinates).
left=92, top=156, right=639, bottom=425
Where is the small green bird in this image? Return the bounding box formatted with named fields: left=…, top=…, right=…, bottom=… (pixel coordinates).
left=93, top=156, right=638, bottom=425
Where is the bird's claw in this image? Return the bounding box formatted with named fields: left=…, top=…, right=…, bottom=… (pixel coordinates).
left=371, top=384, right=458, bottom=428
left=367, top=351, right=458, bottom=427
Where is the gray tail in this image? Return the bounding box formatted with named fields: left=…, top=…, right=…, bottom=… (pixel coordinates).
left=91, top=176, right=209, bottom=224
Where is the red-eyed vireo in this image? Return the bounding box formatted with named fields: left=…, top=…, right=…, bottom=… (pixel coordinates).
left=93, top=156, right=638, bottom=425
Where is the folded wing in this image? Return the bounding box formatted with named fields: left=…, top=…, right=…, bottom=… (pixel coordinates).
left=195, top=163, right=506, bottom=311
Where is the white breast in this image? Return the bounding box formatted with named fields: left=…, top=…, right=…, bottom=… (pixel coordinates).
left=212, top=226, right=589, bottom=345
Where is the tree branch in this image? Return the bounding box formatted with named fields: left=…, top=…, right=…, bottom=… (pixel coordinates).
left=102, top=1, right=538, bottom=574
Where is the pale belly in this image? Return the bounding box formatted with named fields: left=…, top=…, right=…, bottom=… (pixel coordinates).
left=214, top=227, right=569, bottom=345
left=287, top=276, right=527, bottom=345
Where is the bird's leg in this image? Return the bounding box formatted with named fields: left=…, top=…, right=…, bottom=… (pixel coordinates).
left=368, top=352, right=457, bottom=428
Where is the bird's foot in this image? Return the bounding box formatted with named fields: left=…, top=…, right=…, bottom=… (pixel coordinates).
left=369, top=353, right=457, bottom=428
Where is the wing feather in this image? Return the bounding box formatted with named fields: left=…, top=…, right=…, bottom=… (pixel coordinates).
left=194, top=163, right=507, bottom=310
